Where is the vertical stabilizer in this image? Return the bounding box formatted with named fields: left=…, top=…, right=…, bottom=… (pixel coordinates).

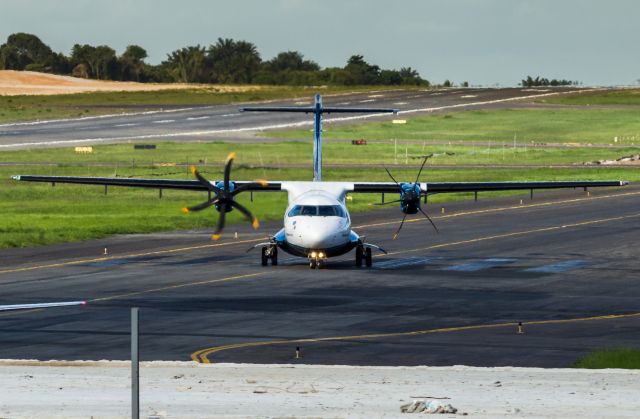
left=239, top=95, right=398, bottom=182
left=313, top=94, right=323, bottom=181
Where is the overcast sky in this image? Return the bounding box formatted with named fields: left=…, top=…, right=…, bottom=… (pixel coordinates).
left=1, top=0, right=638, bottom=86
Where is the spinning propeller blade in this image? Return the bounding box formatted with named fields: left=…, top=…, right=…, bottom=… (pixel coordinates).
left=183, top=153, right=263, bottom=240
left=385, top=154, right=440, bottom=239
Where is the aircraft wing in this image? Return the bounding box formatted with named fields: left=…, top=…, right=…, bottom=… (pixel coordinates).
left=352, top=180, right=628, bottom=194
left=11, top=175, right=282, bottom=191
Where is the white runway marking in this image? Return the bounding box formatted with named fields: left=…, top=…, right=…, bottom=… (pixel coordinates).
left=393, top=102, right=408, bottom=105
left=153, top=119, right=175, bottom=124
left=460, top=95, right=477, bottom=98
left=114, top=123, right=138, bottom=127
left=368, top=94, right=384, bottom=98
left=444, top=258, right=516, bottom=272
left=186, top=116, right=210, bottom=121
left=0, top=107, right=201, bottom=128
left=359, top=99, right=375, bottom=103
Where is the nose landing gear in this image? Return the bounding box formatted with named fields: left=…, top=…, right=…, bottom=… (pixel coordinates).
left=355, top=244, right=372, bottom=268
left=308, top=251, right=326, bottom=269
left=261, top=245, right=278, bottom=266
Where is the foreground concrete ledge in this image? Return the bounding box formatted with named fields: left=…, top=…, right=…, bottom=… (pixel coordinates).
left=1, top=359, right=639, bottom=375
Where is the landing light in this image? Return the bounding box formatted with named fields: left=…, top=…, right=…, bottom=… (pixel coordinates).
left=318, top=252, right=325, bottom=258
left=311, top=251, right=317, bottom=258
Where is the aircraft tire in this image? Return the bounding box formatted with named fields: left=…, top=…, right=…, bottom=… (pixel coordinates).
left=365, top=247, right=372, bottom=267
left=261, top=247, right=268, bottom=266
left=355, top=246, right=363, bottom=267
left=271, top=247, right=278, bottom=266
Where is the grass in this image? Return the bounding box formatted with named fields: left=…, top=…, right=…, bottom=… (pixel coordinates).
left=572, top=348, right=640, bottom=369
left=543, top=89, right=640, bottom=106
left=267, top=108, right=640, bottom=145
left=0, top=85, right=407, bottom=124
left=2, top=140, right=639, bottom=167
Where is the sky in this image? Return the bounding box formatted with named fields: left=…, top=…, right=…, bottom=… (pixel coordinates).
left=1, top=0, right=638, bottom=86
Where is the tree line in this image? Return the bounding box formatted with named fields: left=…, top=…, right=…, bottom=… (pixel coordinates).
left=0, top=33, right=429, bottom=86
left=520, top=75, right=578, bottom=87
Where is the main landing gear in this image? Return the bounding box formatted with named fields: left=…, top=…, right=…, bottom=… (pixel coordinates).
left=261, top=245, right=278, bottom=266
left=355, top=244, right=372, bottom=268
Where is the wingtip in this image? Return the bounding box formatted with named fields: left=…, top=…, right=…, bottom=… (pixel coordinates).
left=181, top=207, right=190, bottom=214
left=10, top=175, right=20, bottom=181
left=226, top=152, right=237, bottom=163
left=252, top=218, right=260, bottom=230
left=190, top=166, right=197, bottom=176
left=256, top=179, right=268, bottom=187
left=212, top=234, right=221, bottom=241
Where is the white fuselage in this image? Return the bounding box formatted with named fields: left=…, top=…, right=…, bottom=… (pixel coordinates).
left=276, top=182, right=359, bottom=257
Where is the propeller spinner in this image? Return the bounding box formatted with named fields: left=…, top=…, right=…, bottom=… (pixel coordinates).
left=182, top=153, right=265, bottom=240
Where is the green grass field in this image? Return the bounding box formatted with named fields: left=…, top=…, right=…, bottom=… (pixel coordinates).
left=0, top=85, right=404, bottom=124
left=573, top=348, right=640, bottom=369
left=2, top=140, right=639, bottom=167
left=268, top=108, right=640, bottom=145
left=543, top=88, right=640, bottom=106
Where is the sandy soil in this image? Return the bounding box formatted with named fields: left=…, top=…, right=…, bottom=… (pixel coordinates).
left=0, top=360, right=638, bottom=418
left=0, top=70, right=261, bottom=95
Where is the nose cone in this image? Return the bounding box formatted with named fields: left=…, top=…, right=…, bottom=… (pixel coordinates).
left=286, top=217, right=348, bottom=250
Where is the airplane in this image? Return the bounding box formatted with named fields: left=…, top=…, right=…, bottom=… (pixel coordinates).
left=11, top=94, right=628, bottom=269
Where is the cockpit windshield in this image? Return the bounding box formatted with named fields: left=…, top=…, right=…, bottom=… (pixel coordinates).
left=287, top=205, right=346, bottom=218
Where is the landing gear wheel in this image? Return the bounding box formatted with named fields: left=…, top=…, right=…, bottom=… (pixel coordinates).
left=355, top=245, right=363, bottom=267
left=365, top=247, right=372, bottom=267
left=261, top=246, right=268, bottom=266
left=271, top=246, right=278, bottom=266
left=309, top=259, right=317, bottom=269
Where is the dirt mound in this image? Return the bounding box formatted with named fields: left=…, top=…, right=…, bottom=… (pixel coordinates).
left=0, top=70, right=256, bottom=96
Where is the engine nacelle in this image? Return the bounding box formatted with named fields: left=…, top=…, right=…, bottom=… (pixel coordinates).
left=399, top=182, right=421, bottom=214
left=214, top=181, right=235, bottom=212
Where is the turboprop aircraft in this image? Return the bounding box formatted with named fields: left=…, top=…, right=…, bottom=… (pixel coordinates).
left=11, top=94, right=628, bottom=269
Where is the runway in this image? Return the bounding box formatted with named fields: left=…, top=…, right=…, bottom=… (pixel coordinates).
left=1, top=186, right=638, bottom=366
left=0, top=87, right=590, bottom=149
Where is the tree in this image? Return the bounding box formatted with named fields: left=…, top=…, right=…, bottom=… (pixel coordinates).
left=207, top=38, right=261, bottom=83
left=263, top=51, right=319, bottom=72
left=119, top=45, right=148, bottom=81
left=163, top=45, right=207, bottom=83
left=0, top=33, right=56, bottom=71
left=344, top=55, right=380, bottom=85
left=71, top=44, right=117, bottom=79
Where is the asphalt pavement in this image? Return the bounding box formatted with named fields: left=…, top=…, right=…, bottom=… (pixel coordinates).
left=0, top=185, right=638, bottom=367
left=0, top=87, right=587, bottom=149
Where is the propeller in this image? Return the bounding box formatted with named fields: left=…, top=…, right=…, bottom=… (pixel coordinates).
left=381, top=154, right=442, bottom=240
left=182, top=152, right=266, bottom=240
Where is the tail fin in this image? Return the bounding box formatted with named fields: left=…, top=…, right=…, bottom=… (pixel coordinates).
left=240, top=94, right=398, bottom=182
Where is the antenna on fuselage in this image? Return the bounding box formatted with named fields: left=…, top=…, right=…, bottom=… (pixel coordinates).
left=240, top=94, right=398, bottom=182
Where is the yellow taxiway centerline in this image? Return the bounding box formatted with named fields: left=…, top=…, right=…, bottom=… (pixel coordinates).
left=192, top=311, right=640, bottom=363
left=1, top=190, right=637, bottom=276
